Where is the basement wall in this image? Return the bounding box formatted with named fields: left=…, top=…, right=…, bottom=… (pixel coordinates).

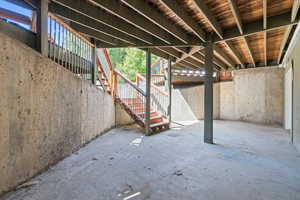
left=221, top=67, right=284, bottom=125
left=172, top=67, right=284, bottom=125
left=0, top=33, right=116, bottom=195
left=172, top=84, right=220, bottom=121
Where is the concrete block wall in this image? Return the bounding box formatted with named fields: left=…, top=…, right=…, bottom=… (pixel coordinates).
left=0, top=33, right=116, bottom=195
left=172, top=67, right=284, bottom=126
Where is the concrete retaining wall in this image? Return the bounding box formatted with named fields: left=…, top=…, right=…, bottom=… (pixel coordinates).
left=172, top=84, right=220, bottom=121
left=0, top=33, right=116, bottom=195
left=172, top=67, right=284, bottom=125
left=221, top=67, right=284, bottom=125
left=115, top=102, right=135, bottom=126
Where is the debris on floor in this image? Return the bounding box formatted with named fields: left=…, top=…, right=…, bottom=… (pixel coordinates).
left=16, top=180, right=39, bottom=190
left=173, top=170, right=183, bottom=176
left=130, top=136, right=144, bottom=146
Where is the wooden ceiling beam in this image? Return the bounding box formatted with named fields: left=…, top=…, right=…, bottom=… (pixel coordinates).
left=93, top=0, right=202, bottom=45
left=49, top=3, right=143, bottom=44
left=193, top=0, right=223, bottom=39
left=175, top=46, right=204, bottom=64
left=52, top=0, right=163, bottom=45
left=291, top=0, right=300, bottom=22
left=196, top=50, right=227, bottom=70
left=50, top=3, right=183, bottom=61
left=158, top=0, right=206, bottom=41
left=69, top=22, right=123, bottom=46
left=224, top=41, right=245, bottom=68
left=140, top=48, right=176, bottom=62
left=227, top=0, right=243, bottom=34
left=243, top=37, right=256, bottom=67
left=214, top=45, right=235, bottom=67
left=277, top=25, right=293, bottom=64
left=213, top=12, right=298, bottom=43
left=50, top=1, right=200, bottom=61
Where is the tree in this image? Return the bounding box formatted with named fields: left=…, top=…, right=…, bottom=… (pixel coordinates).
left=108, top=48, right=159, bottom=81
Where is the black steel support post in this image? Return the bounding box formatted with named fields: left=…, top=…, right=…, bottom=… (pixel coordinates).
left=92, top=42, right=97, bottom=85
left=168, top=57, right=172, bottom=124
left=204, top=34, right=214, bottom=144
left=36, top=0, right=48, bottom=56
left=145, top=49, right=151, bottom=135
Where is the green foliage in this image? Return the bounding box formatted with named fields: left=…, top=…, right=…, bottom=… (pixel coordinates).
left=108, top=48, right=158, bottom=81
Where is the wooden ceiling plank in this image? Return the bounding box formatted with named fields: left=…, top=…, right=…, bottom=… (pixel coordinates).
left=243, top=37, right=256, bottom=67
left=159, top=0, right=205, bottom=41
left=193, top=0, right=223, bottom=39
left=227, top=0, right=243, bottom=34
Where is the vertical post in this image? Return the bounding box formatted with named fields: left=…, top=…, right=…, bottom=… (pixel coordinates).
left=168, top=57, right=172, bottom=124
left=36, top=0, right=48, bottom=56
left=204, top=34, right=214, bottom=144
left=145, top=49, right=151, bottom=135
left=92, top=42, right=97, bottom=84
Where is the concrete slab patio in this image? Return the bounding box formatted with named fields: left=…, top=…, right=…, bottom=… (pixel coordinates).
left=1, top=121, right=300, bottom=200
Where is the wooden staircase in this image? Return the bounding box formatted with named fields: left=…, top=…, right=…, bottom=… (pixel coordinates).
left=119, top=97, right=169, bottom=134
left=96, top=49, right=170, bottom=135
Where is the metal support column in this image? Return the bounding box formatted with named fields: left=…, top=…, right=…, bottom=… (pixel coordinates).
left=91, top=43, right=97, bottom=85
left=204, top=35, right=214, bottom=144
left=145, top=49, right=151, bottom=135
left=168, top=57, right=172, bottom=124
left=36, top=0, right=48, bottom=56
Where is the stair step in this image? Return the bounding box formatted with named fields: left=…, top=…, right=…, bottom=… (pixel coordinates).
left=150, top=116, right=163, bottom=124
left=150, top=122, right=169, bottom=128
left=136, top=111, right=158, bottom=117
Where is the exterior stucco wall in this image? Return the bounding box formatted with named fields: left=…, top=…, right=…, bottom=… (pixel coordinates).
left=0, top=33, right=116, bottom=195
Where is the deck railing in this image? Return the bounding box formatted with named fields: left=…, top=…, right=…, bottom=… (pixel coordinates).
left=136, top=73, right=169, bottom=117
left=113, top=70, right=146, bottom=122
left=48, top=13, right=94, bottom=81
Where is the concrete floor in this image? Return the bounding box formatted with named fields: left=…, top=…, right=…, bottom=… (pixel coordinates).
left=1, top=120, right=300, bottom=200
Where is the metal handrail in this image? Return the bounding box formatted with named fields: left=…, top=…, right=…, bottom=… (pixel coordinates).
left=114, top=70, right=146, bottom=96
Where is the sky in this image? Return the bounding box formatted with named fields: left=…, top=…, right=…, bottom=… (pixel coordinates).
left=0, top=0, right=32, bottom=29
